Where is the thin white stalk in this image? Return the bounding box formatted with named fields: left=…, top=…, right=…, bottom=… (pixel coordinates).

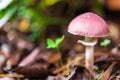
left=78, top=37, right=97, bottom=71
left=85, top=46, right=94, bottom=71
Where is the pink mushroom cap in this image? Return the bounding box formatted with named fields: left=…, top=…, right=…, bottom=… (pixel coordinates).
left=68, top=12, right=110, bottom=37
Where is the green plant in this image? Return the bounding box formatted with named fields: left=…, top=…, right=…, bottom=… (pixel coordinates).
left=95, top=66, right=103, bottom=80
left=96, top=74, right=102, bottom=80
left=100, top=39, right=111, bottom=47
left=47, top=35, right=65, bottom=66
left=100, top=39, right=111, bottom=52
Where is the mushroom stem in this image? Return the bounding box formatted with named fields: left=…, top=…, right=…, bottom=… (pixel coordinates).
left=78, top=37, right=97, bottom=71
left=86, top=45, right=94, bottom=71
left=85, top=37, right=97, bottom=71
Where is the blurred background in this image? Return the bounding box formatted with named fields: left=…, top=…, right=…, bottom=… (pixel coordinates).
left=1, top=0, right=120, bottom=46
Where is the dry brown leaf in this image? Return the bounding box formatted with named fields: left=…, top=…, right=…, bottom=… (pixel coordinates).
left=101, top=62, right=116, bottom=80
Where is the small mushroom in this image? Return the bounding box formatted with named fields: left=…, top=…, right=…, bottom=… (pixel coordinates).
left=67, top=12, right=110, bottom=72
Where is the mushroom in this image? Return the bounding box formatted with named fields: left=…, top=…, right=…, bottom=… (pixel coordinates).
left=67, top=12, right=110, bottom=71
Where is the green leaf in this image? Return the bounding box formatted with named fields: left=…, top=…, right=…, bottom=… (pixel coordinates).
left=44, top=0, right=61, bottom=6
left=55, top=35, right=65, bottom=47
left=0, top=5, right=17, bottom=28
left=0, top=10, right=6, bottom=18
left=18, top=7, right=34, bottom=18
left=47, top=39, right=56, bottom=49
left=28, top=30, right=40, bottom=42
left=38, top=0, right=61, bottom=9
left=100, top=39, right=111, bottom=46
left=46, top=35, right=65, bottom=49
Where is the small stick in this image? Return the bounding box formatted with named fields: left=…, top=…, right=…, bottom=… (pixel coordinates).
left=0, top=73, right=24, bottom=78
left=56, top=69, right=72, bottom=78
left=53, top=54, right=83, bottom=74
left=18, top=47, right=41, bottom=66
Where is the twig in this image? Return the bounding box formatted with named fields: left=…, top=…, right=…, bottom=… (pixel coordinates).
left=53, top=54, right=83, bottom=74
left=0, top=73, right=24, bottom=78
left=18, top=47, right=41, bottom=66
